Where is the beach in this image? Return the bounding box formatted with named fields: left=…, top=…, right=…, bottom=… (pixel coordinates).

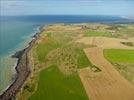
left=0, top=26, right=44, bottom=99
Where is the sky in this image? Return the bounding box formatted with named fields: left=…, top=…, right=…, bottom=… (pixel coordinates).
left=0, top=0, right=133, bottom=16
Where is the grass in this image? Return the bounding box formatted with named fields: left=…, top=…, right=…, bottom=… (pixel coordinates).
left=104, top=24, right=134, bottom=38
left=118, top=25, right=134, bottom=37
left=76, top=48, right=92, bottom=68
left=104, top=49, right=134, bottom=63
left=36, top=42, right=61, bottom=62
left=36, top=31, right=74, bottom=63
left=29, top=65, right=88, bottom=100
left=104, top=49, right=134, bottom=83
left=85, top=29, right=112, bottom=37
left=36, top=35, right=62, bottom=63
left=36, top=36, right=92, bottom=69
left=112, top=62, right=134, bottom=83
left=62, top=43, right=93, bottom=69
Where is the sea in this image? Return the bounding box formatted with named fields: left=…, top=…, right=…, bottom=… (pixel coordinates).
left=0, top=15, right=133, bottom=92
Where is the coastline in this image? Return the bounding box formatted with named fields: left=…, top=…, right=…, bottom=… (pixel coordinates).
left=0, top=25, right=45, bottom=100
left=0, top=26, right=41, bottom=94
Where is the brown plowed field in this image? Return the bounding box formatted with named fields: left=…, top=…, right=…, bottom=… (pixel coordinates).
left=79, top=47, right=134, bottom=100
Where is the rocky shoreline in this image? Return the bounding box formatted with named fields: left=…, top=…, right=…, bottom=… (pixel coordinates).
left=0, top=26, right=44, bottom=100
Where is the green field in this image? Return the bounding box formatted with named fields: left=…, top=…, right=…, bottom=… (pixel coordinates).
left=76, top=48, right=92, bottom=68
left=85, top=29, right=112, bottom=37
left=36, top=42, right=61, bottom=62
left=36, top=32, right=63, bottom=63
left=37, top=33, right=92, bottom=68
left=84, top=24, right=134, bottom=38
left=104, top=49, right=134, bottom=83
left=29, top=65, right=88, bottom=100
left=104, top=49, right=134, bottom=63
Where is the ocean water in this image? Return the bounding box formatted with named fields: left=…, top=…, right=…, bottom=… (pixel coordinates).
left=0, top=15, right=132, bottom=92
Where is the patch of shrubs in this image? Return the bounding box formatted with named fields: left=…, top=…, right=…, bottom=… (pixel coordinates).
left=121, top=42, right=133, bottom=47
left=23, top=85, right=34, bottom=92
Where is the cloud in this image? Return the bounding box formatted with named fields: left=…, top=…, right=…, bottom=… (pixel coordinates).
left=1, top=0, right=27, bottom=10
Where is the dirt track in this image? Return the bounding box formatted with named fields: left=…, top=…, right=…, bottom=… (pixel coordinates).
left=78, top=37, right=134, bottom=100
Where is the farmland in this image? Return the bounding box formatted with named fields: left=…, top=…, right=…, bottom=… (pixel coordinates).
left=79, top=48, right=134, bottom=100
left=85, top=29, right=112, bottom=37
left=17, top=24, right=134, bottom=100
left=29, top=65, right=88, bottom=100
left=104, top=49, right=134, bottom=63
left=104, top=49, right=134, bottom=84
